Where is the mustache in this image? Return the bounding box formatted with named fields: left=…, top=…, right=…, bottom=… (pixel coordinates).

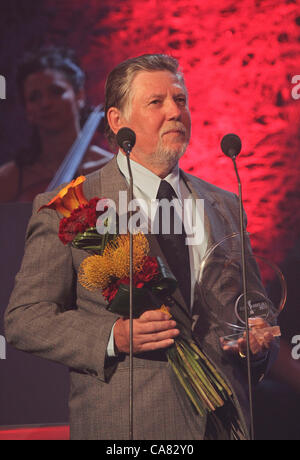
left=161, top=123, right=187, bottom=136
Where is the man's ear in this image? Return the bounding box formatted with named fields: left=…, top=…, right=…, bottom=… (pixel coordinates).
left=107, top=107, right=127, bottom=135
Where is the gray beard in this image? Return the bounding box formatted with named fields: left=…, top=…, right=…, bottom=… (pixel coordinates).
left=150, top=140, right=189, bottom=170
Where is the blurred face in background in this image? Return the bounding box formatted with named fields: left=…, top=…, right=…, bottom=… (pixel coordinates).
left=23, top=68, right=84, bottom=134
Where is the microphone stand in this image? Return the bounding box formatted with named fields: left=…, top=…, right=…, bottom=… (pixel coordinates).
left=125, top=150, right=134, bottom=441
left=116, top=128, right=136, bottom=440
left=231, top=155, right=254, bottom=441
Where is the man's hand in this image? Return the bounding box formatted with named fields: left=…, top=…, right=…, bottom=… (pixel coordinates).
left=221, top=317, right=276, bottom=359
left=114, top=309, right=180, bottom=354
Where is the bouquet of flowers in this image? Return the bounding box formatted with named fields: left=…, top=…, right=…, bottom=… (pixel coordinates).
left=41, top=176, right=243, bottom=430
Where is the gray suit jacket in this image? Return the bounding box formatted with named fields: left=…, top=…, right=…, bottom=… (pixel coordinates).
left=4, top=157, right=277, bottom=440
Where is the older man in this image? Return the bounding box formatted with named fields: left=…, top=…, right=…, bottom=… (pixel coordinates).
left=5, top=54, right=277, bottom=440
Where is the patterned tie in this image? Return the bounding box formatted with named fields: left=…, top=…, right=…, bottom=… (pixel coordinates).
left=155, top=180, right=191, bottom=309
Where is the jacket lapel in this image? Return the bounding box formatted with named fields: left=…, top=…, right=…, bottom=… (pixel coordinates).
left=180, top=170, right=230, bottom=254
left=83, top=155, right=129, bottom=209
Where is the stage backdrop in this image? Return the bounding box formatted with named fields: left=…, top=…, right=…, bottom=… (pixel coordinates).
left=1, top=0, right=300, bottom=264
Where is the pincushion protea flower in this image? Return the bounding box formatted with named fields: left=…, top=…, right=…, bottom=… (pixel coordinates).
left=78, top=233, right=158, bottom=296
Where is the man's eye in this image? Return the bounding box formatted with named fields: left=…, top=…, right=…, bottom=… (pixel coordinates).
left=150, top=99, right=161, bottom=105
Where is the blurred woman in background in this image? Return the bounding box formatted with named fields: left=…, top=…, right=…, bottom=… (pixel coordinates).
left=0, top=46, right=113, bottom=202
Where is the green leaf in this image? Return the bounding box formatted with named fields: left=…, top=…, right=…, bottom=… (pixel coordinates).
left=107, top=284, right=161, bottom=318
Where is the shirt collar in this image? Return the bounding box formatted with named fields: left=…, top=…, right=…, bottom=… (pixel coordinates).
left=117, top=151, right=182, bottom=202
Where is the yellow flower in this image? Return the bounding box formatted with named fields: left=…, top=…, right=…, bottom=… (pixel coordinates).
left=39, top=176, right=88, bottom=217
left=78, top=254, right=112, bottom=291
left=103, top=233, right=149, bottom=279
left=78, top=233, right=150, bottom=291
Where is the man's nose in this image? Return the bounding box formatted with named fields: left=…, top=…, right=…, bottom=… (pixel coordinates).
left=165, top=99, right=182, bottom=120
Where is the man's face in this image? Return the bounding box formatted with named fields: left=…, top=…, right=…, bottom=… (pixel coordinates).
left=120, top=70, right=191, bottom=174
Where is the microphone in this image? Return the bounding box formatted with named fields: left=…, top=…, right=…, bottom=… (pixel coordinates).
left=221, top=133, right=242, bottom=159
left=220, top=133, right=254, bottom=441
left=116, top=127, right=136, bottom=155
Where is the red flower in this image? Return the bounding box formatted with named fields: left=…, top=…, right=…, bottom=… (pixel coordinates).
left=102, top=281, right=120, bottom=303
left=136, top=257, right=159, bottom=283
left=101, top=257, right=159, bottom=302
left=59, top=197, right=108, bottom=244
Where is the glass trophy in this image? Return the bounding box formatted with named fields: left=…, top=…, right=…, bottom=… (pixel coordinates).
left=197, top=232, right=286, bottom=348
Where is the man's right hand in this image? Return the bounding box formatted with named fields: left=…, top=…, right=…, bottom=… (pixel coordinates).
left=113, top=309, right=180, bottom=354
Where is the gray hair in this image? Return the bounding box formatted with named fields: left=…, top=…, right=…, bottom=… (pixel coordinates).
left=104, top=54, right=186, bottom=148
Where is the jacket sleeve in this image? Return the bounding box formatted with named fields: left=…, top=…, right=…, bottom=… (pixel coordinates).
left=4, top=193, right=119, bottom=382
